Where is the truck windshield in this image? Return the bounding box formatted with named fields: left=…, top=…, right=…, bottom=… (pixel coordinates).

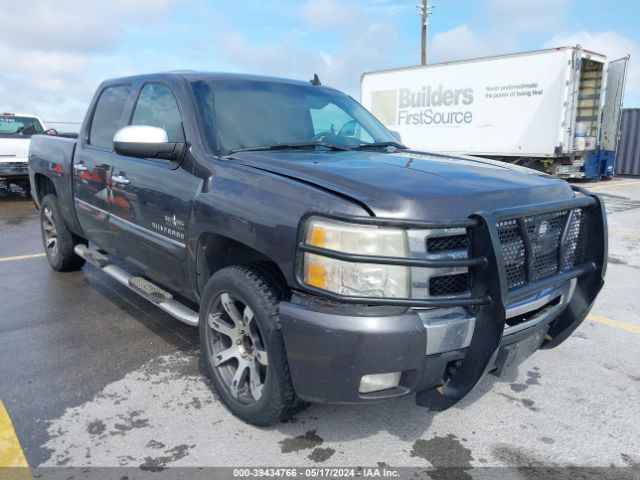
left=191, top=79, right=399, bottom=155
left=0, top=116, right=45, bottom=138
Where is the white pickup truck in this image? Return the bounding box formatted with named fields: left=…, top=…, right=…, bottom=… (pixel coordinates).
left=1, top=112, right=47, bottom=194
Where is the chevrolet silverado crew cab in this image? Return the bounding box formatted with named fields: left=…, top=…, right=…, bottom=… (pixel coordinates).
left=28, top=72, right=607, bottom=426
left=1, top=112, right=47, bottom=194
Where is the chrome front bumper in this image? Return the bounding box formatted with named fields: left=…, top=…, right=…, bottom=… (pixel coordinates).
left=417, top=279, right=576, bottom=355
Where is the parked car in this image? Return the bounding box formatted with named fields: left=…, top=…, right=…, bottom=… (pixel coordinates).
left=28, top=72, right=607, bottom=425
left=1, top=112, right=48, bottom=194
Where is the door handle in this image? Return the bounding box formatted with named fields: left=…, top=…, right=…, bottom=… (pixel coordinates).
left=73, top=162, right=88, bottom=172
left=111, top=174, right=130, bottom=186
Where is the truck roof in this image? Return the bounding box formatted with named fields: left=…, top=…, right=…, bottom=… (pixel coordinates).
left=101, top=71, right=338, bottom=91
left=1, top=112, right=42, bottom=119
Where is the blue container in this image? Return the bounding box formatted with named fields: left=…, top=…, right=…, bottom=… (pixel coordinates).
left=599, top=150, right=616, bottom=178
left=582, top=151, right=601, bottom=180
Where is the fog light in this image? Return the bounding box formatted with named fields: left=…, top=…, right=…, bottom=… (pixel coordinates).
left=359, top=372, right=402, bottom=394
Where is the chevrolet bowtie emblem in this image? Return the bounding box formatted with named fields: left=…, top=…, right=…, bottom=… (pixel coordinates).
left=538, top=220, right=549, bottom=236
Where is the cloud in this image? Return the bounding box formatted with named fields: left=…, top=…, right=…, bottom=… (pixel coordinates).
left=428, top=0, right=570, bottom=63
left=0, top=0, right=179, bottom=124
left=216, top=21, right=399, bottom=95
left=0, top=0, right=176, bottom=54
left=429, top=25, right=517, bottom=62
left=218, top=32, right=324, bottom=78
left=301, top=0, right=360, bottom=28
left=364, top=0, right=413, bottom=16
left=485, top=0, right=572, bottom=34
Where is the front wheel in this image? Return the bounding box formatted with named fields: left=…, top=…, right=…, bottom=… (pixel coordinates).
left=199, top=265, right=305, bottom=426
left=40, top=194, right=86, bottom=271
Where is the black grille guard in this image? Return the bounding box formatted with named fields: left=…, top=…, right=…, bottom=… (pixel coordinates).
left=296, top=186, right=607, bottom=409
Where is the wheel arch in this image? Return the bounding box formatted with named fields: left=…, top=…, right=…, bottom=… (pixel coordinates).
left=195, top=232, right=289, bottom=298
left=34, top=173, right=57, bottom=204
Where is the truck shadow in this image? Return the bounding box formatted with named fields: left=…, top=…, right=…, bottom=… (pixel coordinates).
left=80, top=268, right=200, bottom=351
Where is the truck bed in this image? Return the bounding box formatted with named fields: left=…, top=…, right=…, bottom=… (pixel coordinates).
left=28, top=134, right=79, bottom=230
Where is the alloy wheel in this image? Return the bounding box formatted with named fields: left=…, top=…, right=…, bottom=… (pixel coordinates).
left=207, top=292, right=269, bottom=404
left=42, top=206, right=59, bottom=260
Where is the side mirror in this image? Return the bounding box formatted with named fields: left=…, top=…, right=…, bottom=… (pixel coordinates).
left=113, top=125, right=184, bottom=161
left=389, top=130, right=402, bottom=143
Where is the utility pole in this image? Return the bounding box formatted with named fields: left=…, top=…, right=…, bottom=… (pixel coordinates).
left=417, top=0, right=434, bottom=66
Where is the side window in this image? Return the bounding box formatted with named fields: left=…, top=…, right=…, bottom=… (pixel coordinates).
left=310, top=102, right=374, bottom=142
left=131, top=83, right=184, bottom=142
left=89, top=85, right=132, bottom=148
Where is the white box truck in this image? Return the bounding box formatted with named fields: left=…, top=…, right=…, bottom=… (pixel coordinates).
left=361, top=47, right=628, bottom=179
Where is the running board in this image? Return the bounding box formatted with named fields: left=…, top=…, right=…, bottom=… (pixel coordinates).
left=74, top=245, right=199, bottom=327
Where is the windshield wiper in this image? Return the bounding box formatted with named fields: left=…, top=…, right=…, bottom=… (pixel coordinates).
left=350, top=141, right=407, bottom=151
left=228, top=141, right=349, bottom=154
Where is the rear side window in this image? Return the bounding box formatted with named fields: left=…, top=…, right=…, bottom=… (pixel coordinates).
left=131, top=83, right=184, bottom=142
left=89, top=85, right=132, bottom=148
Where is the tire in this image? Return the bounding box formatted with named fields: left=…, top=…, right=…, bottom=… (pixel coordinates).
left=199, top=265, right=306, bottom=426
left=17, top=180, right=30, bottom=198
left=40, top=194, right=86, bottom=272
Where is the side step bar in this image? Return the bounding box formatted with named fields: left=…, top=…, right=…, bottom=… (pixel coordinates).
left=74, top=245, right=199, bottom=327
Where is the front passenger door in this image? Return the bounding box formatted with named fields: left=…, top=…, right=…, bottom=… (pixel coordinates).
left=109, top=82, right=197, bottom=294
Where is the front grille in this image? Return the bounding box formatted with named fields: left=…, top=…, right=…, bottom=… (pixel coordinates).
left=427, top=234, right=468, bottom=253
left=525, top=211, right=568, bottom=281
left=563, top=210, right=587, bottom=268
left=429, top=273, right=470, bottom=296
left=497, top=219, right=527, bottom=289
left=0, top=162, right=28, bottom=174
left=497, top=209, right=587, bottom=290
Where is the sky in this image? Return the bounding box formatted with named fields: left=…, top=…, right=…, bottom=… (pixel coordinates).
left=1, top=0, right=638, bottom=128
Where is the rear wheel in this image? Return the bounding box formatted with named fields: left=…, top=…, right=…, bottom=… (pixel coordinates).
left=40, top=194, right=86, bottom=271
left=199, top=265, right=306, bottom=426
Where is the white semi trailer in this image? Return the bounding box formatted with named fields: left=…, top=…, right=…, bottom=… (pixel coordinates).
left=361, top=47, right=628, bottom=180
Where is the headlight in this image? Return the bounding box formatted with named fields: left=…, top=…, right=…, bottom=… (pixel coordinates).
left=302, top=218, right=410, bottom=298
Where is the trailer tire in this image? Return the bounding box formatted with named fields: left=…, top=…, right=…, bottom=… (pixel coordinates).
left=40, top=194, right=86, bottom=271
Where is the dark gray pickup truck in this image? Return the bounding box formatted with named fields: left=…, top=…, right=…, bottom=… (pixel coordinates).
left=28, top=72, right=607, bottom=426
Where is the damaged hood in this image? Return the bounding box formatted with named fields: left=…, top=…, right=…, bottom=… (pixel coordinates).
left=231, top=149, right=574, bottom=220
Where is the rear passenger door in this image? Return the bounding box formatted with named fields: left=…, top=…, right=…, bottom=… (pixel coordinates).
left=109, top=82, right=197, bottom=293
left=73, top=84, right=132, bottom=252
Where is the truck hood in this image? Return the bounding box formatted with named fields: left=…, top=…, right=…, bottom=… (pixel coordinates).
left=0, top=137, right=30, bottom=163
left=231, top=150, right=574, bottom=219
